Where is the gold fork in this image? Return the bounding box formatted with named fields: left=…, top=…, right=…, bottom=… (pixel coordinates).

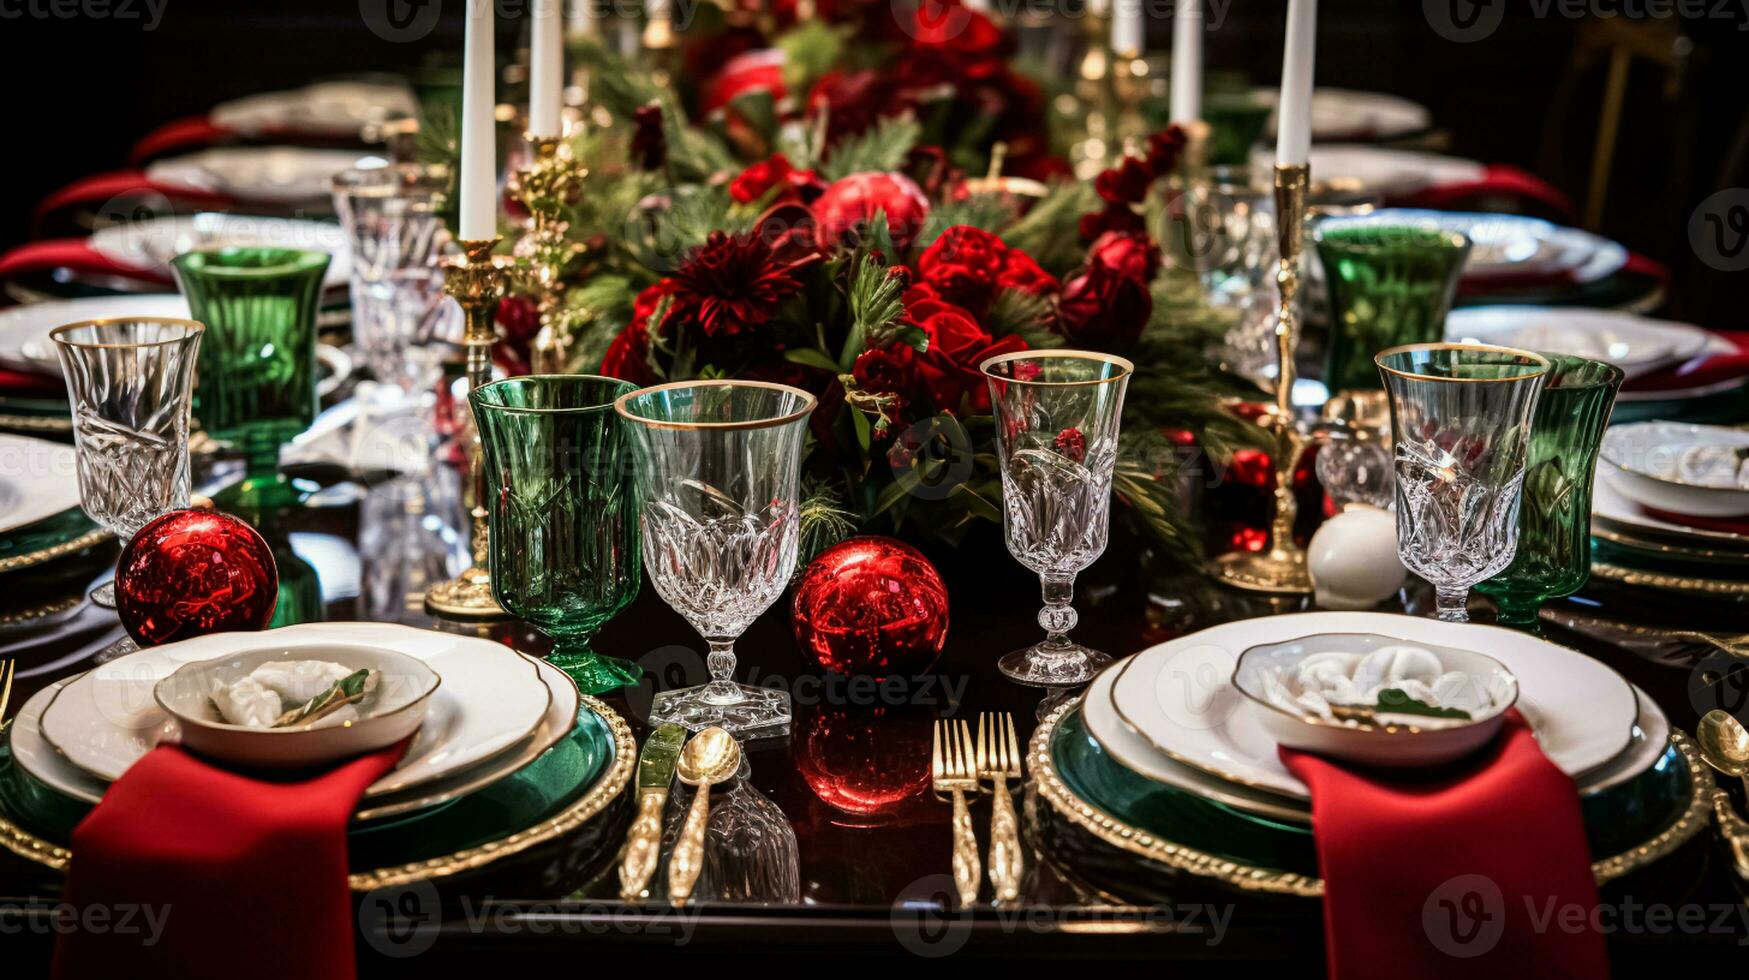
left=0, top=659, right=14, bottom=732
left=931, top=718, right=981, bottom=907
left=978, top=712, right=1025, bottom=903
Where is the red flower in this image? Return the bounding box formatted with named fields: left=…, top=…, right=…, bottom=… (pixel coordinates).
left=1146, top=125, right=1188, bottom=176
left=918, top=226, right=1059, bottom=316
left=730, top=154, right=823, bottom=205
left=1095, top=157, right=1154, bottom=205
left=631, top=103, right=666, bottom=171
left=910, top=0, right=1009, bottom=82
left=599, top=280, right=678, bottom=386
left=1086, top=230, right=1161, bottom=283
left=807, top=69, right=910, bottom=143
left=1054, top=427, right=1087, bottom=463
left=1058, top=259, right=1153, bottom=351
left=701, top=48, right=788, bottom=117
left=812, top=171, right=932, bottom=254
left=852, top=343, right=919, bottom=398
left=1078, top=204, right=1146, bottom=243
left=905, top=286, right=1027, bottom=412
left=668, top=231, right=814, bottom=338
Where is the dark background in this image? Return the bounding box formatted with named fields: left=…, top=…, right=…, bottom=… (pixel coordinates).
left=2, top=0, right=1746, bottom=323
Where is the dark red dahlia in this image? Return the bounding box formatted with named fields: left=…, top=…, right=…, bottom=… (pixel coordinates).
left=667, top=231, right=813, bottom=338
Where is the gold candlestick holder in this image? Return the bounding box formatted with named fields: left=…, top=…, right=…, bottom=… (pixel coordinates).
left=511, top=133, right=588, bottom=374
left=425, top=237, right=512, bottom=619
left=1209, top=162, right=1316, bottom=595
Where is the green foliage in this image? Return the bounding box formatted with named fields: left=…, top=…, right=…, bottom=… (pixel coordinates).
left=1002, top=181, right=1100, bottom=277
left=841, top=251, right=909, bottom=369
left=821, top=115, right=921, bottom=181
left=796, top=476, right=861, bottom=572
left=779, top=21, right=848, bottom=97
left=984, top=288, right=1054, bottom=340
left=916, top=194, right=1018, bottom=249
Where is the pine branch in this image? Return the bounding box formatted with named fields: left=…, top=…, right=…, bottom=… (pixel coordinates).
left=916, top=194, right=1018, bottom=249
left=840, top=251, right=908, bottom=370
left=984, top=288, right=1054, bottom=339
left=821, top=115, right=921, bottom=181
left=1002, top=180, right=1100, bottom=276
left=796, top=476, right=860, bottom=572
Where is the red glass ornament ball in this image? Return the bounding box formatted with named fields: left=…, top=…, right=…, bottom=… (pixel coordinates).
left=116, top=509, right=279, bottom=647
left=791, top=536, right=949, bottom=678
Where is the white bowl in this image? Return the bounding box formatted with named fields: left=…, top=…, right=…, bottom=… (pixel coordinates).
left=154, top=644, right=439, bottom=769
left=1232, top=632, right=1517, bottom=768
left=1600, top=422, right=1749, bottom=518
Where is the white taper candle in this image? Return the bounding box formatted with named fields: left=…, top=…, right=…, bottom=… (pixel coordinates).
left=1112, top=0, right=1144, bottom=57
left=460, top=0, right=497, bottom=240
left=1169, top=0, right=1202, bottom=124
left=1275, top=0, right=1317, bottom=166
left=530, top=0, right=563, bottom=137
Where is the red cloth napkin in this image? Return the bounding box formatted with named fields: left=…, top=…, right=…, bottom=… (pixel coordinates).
left=1393, top=165, right=1575, bottom=220
left=0, top=369, right=64, bottom=396
left=129, top=116, right=237, bottom=165
left=1627, top=330, right=1749, bottom=393
left=1459, top=250, right=1668, bottom=297
left=51, top=741, right=406, bottom=980
left=0, top=239, right=172, bottom=289
left=32, top=170, right=233, bottom=235
left=1280, top=711, right=1607, bottom=980
left=1640, top=505, right=1749, bottom=535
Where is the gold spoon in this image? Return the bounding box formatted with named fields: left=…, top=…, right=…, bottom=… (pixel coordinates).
left=668, top=727, right=741, bottom=906
left=1695, top=710, right=1749, bottom=797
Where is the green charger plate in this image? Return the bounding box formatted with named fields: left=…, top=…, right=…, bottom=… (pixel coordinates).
left=0, top=506, right=107, bottom=575
left=1030, top=698, right=1712, bottom=898
left=0, top=696, right=634, bottom=890
left=1591, top=536, right=1749, bottom=599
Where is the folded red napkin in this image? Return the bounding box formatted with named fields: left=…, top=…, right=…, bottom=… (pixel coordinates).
left=0, top=368, right=64, bottom=396
left=1640, top=505, right=1749, bottom=536
left=129, top=116, right=237, bottom=165
left=1459, top=251, right=1668, bottom=297
left=1393, top=165, right=1575, bottom=220
left=1280, top=711, right=1607, bottom=980
left=1627, top=330, right=1749, bottom=394
left=0, top=239, right=172, bottom=290
left=52, top=741, right=406, bottom=980
left=32, top=171, right=233, bottom=235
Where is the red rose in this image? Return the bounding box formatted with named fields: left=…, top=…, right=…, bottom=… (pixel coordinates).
left=911, top=0, right=1008, bottom=82
left=1146, top=125, right=1188, bottom=176
left=730, top=154, right=824, bottom=205
left=852, top=343, right=919, bottom=398
left=905, top=286, right=1027, bottom=412
left=1094, top=156, right=1154, bottom=205
left=1058, top=260, right=1152, bottom=351
left=1086, top=230, right=1161, bottom=282
left=701, top=48, right=788, bottom=117
left=599, top=280, right=677, bottom=386
left=918, top=226, right=1059, bottom=316
left=1078, top=203, right=1146, bottom=243
left=812, top=171, right=931, bottom=254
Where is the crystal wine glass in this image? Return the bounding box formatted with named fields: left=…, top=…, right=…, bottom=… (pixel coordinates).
left=51, top=317, right=204, bottom=609
left=615, top=380, right=815, bottom=735
left=1376, top=343, right=1549, bottom=622
left=982, top=350, right=1132, bottom=686
left=472, top=375, right=645, bottom=693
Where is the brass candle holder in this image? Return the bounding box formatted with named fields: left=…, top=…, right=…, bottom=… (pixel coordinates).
left=1209, top=162, right=1316, bottom=595
left=424, top=237, right=512, bottom=619
left=511, top=133, right=587, bottom=373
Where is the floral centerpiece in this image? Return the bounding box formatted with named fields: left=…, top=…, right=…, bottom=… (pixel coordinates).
left=483, top=0, right=1265, bottom=563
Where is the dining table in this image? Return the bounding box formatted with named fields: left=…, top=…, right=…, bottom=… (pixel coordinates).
left=0, top=447, right=1746, bottom=973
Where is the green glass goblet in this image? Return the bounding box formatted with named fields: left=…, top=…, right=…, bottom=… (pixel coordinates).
left=1476, top=354, right=1623, bottom=627
left=171, top=246, right=331, bottom=509
left=471, top=375, right=644, bottom=693
left=1317, top=221, right=1472, bottom=395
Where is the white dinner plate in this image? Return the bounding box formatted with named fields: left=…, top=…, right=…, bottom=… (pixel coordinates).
left=1259, top=88, right=1432, bottom=142
left=0, top=433, right=80, bottom=534
left=88, top=213, right=351, bottom=290
left=1446, top=306, right=1711, bottom=378
left=147, top=148, right=385, bottom=205
left=37, top=623, right=550, bottom=797
left=1084, top=656, right=1669, bottom=825
left=1601, top=423, right=1749, bottom=518
left=1254, top=144, right=1485, bottom=198
left=0, top=294, right=192, bottom=377
left=13, top=656, right=580, bottom=821
left=210, top=80, right=418, bottom=138
left=1107, top=612, right=1638, bottom=801
left=1593, top=465, right=1749, bottom=550
left=1317, top=210, right=1630, bottom=286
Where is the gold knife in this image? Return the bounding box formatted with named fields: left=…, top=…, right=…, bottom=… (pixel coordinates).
left=618, top=723, right=685, bottom=902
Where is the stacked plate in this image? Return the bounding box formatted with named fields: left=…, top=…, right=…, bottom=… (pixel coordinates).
left=1590, top=427, right=1749, bottom=599
left=86, top=213, right=352, bottom=292
left=1030, top=612, right=1706, bottom=898
left=146, top=148, right=385, bottom=208
left=1317, top=209, right=1629, bottom=296
left=0, top=624, right=634, bottom=885
left=1252, top=144, right=1485, bottom=199
left=1257, top=88, right=1432, bottom=143
left=0, top=432, right=104, bottom=576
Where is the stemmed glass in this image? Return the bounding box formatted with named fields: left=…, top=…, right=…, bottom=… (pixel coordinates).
left=331, top=164, right=457, bottom=401
left=170, top=246, right=331, bottom=509
left=1376, top=343, right=1550, bottom=622
left=982, top=350, right=1132, bottom=686
left=50, top=317, right=204, bottom=610
left=1315, top=221, right=1472, bottom=395
left=472, top=375, right=645, bottom=694
left=615, top=380, right=815, bottom=735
